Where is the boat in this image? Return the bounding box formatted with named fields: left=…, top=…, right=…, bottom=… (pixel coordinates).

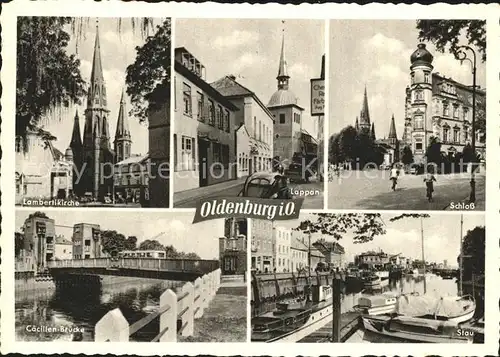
left=374, top=270, right=389, bottom=281
left=251, top=284, right=333, bottom=342
left=362, top=273, right=381, bottom=288
left=360, top=294, right=476, bottom=343
left=354, top=292, right=398, bottom=315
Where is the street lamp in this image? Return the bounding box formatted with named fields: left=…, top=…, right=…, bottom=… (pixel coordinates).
left=454, top=45, right=477, bottom=203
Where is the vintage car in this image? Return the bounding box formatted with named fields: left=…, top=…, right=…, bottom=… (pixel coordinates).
left=238, top=172, right=293, bottom=199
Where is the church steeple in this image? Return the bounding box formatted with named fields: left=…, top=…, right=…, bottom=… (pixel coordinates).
left=355, top=116, right=360, bottom=132
left=276, top=28, right=290, bottom=90
left=388, top=114, right=397, bottom=144
left=70, top=109, right=83, bottom=150
left=371, top=122, right=376, bottom=140
left=359, top=86, right=371, bottom=131
left=87, top=22, right=107, bottom=109
left=114, top=87, right=132, bottom=163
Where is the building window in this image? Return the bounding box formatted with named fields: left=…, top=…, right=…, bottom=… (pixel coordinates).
left=411, top=72, right=415, bottom=84
left=183, top=83, right=192, bottom=116
left=424, top=72, right=430, bottom=83
left=453, top=105, right=458, bottom=118
left=213, top=143, right=221, bottom=164
left=208, top=100, right=215, bottom=125
left=23, top=184, right=27, bottom=195
left=464, top=127, right=469, bottom=141
left=463, top=107, right=469, bottom=121
left=217, top=105, right=223, bottom=130
left=443, top=103, right=449, bottom=117
left=414, top=115, right=424, bottom=129
left=253, top=117, right=257, bottom=137
left=279, top=114, right=285, bottom=124
left=259, top=121, right=262, bottom=141
left=173, top=134, right=178, bottom=171
left=415, top=141, right=423, bottom=151
left=414, top=90, right=423, bottom=102
left=443, top=127, right=449, bottom=143
left=197, top=92, right=204, bottom=122
left=181, top=136, right=195, bottom=170
left=224, top=110, right=230, bottom=133
left=453, top=127, right=460, bottom=143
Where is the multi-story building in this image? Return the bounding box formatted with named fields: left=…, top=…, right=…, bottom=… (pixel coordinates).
left=251, top=219, right=274, bottom=273
left=356, top=251, right=390, bottom=269
left=290, top=237, right=308, bottom=272
left=54, top=235, right=73, bottom=260
left=274, top=226, right=292, bottom=272
left=72, top=223, right=105, bottom=259
left=402, top=43, right=486, bottom=164
left=114, top=154, right=150, bottom=206
left=212, top=75, right=275, bottom=176
left=267, top=34, right=318, bottom=168
left=173, top=47, right=239, bottom=192
left=312, top=239, right=345, bottom=269
left=219, top=218, right=247, bottom=275
left=21, top=213, right=56, bottom=272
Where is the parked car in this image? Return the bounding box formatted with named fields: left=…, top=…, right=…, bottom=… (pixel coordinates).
left=238, top=172, right=294, bottom=199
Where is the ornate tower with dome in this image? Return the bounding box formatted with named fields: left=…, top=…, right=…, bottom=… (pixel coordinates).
left=407, top=43, right=434, bottom=164
left=267, top=31, right=305, bottom=166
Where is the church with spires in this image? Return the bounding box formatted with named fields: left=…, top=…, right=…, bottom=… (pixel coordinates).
left=67, top=24, right=138, bottom=202
left=354, top=86, right=400, bottom=166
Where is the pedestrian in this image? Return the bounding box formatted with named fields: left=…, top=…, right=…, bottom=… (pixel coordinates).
left=423, top=165, right=437, bottom=202
left=389, top=164, right=399, bottom=191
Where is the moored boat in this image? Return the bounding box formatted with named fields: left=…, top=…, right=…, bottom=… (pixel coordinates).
left=251, top=284, right=334, bottom=342
left=355, top=292, right=398, bottom=315
left=374, top=270, right=389, bottom=281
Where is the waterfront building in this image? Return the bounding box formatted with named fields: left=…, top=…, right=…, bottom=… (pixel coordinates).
left=15, top=130, right=74, bottom=204
left=402, top=43, right=486, bottom=164
left=274, top=226, right=292, bottom=272
left=251, top=220, right=274, bottom=273
left=54, top=235, right=73, bottom=260
left=173, top=47, right=239, bottom=192
left=290, top=237, right=308, bottom=272
left=219, top=218, right=247, bottom=275
left=72, top=223, right=105, bottom=259
left=356, top=251, right=390, bottom=269
left=267, top=33, right=318, bottom=168
left=212, top=75, right=274, bottom=176
left=114, top=154, right=150, bottom=206
left=21, top=213, right=56, bottom=272
left=312, top=240, right=345, bottom=269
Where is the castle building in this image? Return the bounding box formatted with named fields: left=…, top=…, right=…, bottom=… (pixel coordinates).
left=267, top=32, right=317, bottom=168
left=403, top=43, right=486, bottom=164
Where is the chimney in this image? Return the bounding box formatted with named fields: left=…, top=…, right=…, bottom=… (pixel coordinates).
left=228, top=74, right=236, bottom=81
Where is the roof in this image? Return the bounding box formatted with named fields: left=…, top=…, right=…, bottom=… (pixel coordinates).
left=431, top=73, right=486, bottom=107
left=359, top=250, right=388, bottom=257
left=116, top=154, right=149, bottom=166
left=175, top=61, right=239, bottom=112
left=312, top=240, right=345, bottom=255
left=268, top=89, right=303, bottom=109
left=290, top=237, right=308, bottom=251
left=55, top=235, right=72, bottom=245
left=211, top=76, right=275, bottom=121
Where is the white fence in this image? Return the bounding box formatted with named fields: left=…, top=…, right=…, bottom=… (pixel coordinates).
left=94, top=268, right=221, bottom=342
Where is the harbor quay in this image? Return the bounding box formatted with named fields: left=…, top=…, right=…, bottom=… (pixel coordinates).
left=250, top=213, right=485, bottom=343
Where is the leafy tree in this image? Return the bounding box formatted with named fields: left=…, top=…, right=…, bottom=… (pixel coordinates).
left=26, top=211, right=50, bottom=220
left=101, top=230, right=127, bottom=256
left=416, top=20, right=486, bottom=62
left=401, top=146, right=414, bottom=165
left=462, top=144, right=475, bottom=163
left=295, top=213, right=386, bottom=244
left=328, top=134, right=342, bottom=164
left=126, top=18, right=171, bottom=122
left=138, top=239, right=165, bottom=251
left=425, top=136, right=442, bottom=166
left=15, top=233, right=24, bottom=257
left=338, top=126, right=358, bottom=163
left=16, top=17, right=86, bottom=148
left=179, top=252, right=201, bottom=260
left=125, top=236, right=138, bottom=251
left=458, top=226, right=485, bottom=280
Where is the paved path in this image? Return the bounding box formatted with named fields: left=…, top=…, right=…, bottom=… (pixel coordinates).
left=174, top=178, right=324, bottom=209
left=328, top=170, right=485, bottom=211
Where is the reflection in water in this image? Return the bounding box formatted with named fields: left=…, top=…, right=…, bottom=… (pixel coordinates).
left=15, top=278, right=183, bottom=341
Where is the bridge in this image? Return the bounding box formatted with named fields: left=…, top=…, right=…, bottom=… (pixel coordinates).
left=48, top=258, right=219, bottom=282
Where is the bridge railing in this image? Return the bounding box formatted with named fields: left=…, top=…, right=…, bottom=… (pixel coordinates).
left=48, top=258, right=219, bottom=274
left=94, top=268, right=221, bottom=342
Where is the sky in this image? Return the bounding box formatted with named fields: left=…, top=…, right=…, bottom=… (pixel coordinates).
left=39, top=17, right=165, bottom=155
left=274, top=212, right=485, bottom=267
left=15, top=210, right=223, bottom=260
left=176, top=18, right=324, bottom=139
left=329, top=20, right=486, bottom=140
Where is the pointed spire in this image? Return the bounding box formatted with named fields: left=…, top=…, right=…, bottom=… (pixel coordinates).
left=371, top=122, right=376, bottom=140
left=389, top=114, right=397, bottom=140
left=276, top=24, right=290, bottom=90
left=359, top=85, right=371, bottom=129
left=355, top=116, right=360, bottom=131
left=87, top=22, right=107, bottom=109
left=115, top=87, right=130, bottom=139
left=90, top=23, right=104, bottom=86
left=70, top=109, right=83, bottom=149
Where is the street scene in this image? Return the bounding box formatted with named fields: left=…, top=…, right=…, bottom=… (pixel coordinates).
left=15, top=211, right=246, bottom=342
left=250, top=213, right=485, bottom=343
left=173, top=19, right=325, bottom=209
left=15, top=17, right=171, bottom=208
left=328, top=20, right=486, bottom=210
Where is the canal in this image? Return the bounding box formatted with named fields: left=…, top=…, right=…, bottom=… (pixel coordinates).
left=15, top=277, right=184, bottom=342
